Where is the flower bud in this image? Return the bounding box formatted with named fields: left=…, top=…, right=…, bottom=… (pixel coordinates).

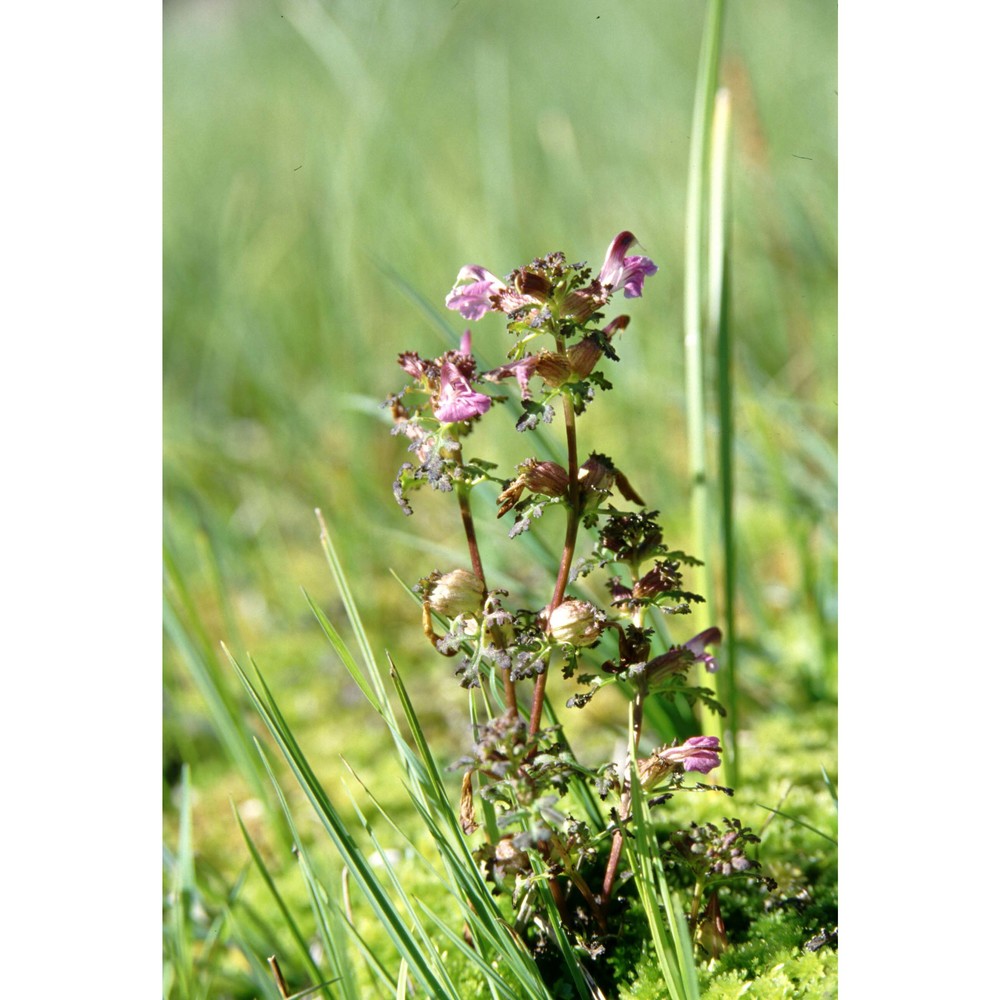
left=426, top=569, right=486, bottom=617
left=547, top=599, right=606, bottom=646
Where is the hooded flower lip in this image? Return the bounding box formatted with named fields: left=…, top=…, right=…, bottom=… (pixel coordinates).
left=673, top=735, right=723, bottom=773
left=433, top=362, right=493, bottom=423
left=643, top=626, right=722, bottom=685
left=598, top=231, right=658, bottom=299
left=683, top=626, right=722, bottom=673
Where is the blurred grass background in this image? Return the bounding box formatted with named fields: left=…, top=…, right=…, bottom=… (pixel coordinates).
left=164, top=0, right=835, bottom=922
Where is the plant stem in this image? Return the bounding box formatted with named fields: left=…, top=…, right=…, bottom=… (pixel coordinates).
left=549, top=832, right=607, bottom=932
left=529, top=353, right=581, bottom=736
left=600, top=690, right=645, bottom=908
left=456, top=478, right=518, bottom=715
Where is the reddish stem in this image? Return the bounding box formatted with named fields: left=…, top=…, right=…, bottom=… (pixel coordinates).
left=528, top=379, right=580, bottom=736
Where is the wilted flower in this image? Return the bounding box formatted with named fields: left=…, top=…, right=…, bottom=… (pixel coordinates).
left=496, top=459, right=570, bottom=517
left=534, top=350, right=573, bottom=387
left=547, top=599, right=606, bottom=646
left=480, top=356, right=539, bottom=401
left=578, top=453, right=646, bottom=508
left=434, top=362, right=492, bottom=423
left=598, top=231, right=658, bottom=298
left=512, top=267, right=553, bottom=303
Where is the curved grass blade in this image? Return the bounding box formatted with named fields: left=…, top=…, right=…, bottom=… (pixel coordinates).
left=233, top=807, right=332, bottom=999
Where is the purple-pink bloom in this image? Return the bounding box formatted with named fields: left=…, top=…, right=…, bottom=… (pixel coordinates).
left=445, top=265, right=507, bottom=321
left=598, top=231, right=658, bottom=299
left=433, top=362, right=492, bottom=423
left=459, top=329, right=472, bottom=355
left=637, top=735, right=722, bottom=789
left=674, top=735, right=722, bottom=774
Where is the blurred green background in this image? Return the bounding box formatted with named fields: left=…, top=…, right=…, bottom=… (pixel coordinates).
left=164, top=0, right=835, bottom=876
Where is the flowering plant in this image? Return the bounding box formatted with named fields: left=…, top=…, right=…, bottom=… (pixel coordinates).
left=385, top=232, right=772, bottom=977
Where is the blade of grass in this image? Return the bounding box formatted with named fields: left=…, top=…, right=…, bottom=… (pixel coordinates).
left=227, top=648, right=457, bottom=1000
left=682, top=0, right=726, bottom=748
left=524, top=850, right=593, bottom=999
left=622, top=708, right=700, bottom=1000
left=338, top=761, right=513, bottom=1000
left=753, top=802, right=838, bottom=847
left=233, top=806, right=332, bottom=999
left=165, top=764, right=194, bottom=1000
left=253, top=738, right=358, bottom=999
left=708, top=85, right=738, bottom=783
left=386, top=661, right=554, bottom=997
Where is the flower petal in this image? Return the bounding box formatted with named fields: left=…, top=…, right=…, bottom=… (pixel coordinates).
left=445, top=266, right=507, bottom=321
left=598, top=231, right=658, bottom=299
left=434, top=362, right=492, bottom=422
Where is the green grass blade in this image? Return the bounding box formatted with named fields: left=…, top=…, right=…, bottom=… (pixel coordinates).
left=233, top=807, right=331, bottom=997
left=253, top=739, right=356, bottom=999
left=683, top=0, right=726, bottom=747
left=228, top=648, right=455, bottom=1000
left=303, top=589, right=381, bottom=712
left=315, top=509, right=381, bottom=682
left=623, top=710, right=700, bottom=1000
left=708, top=85, right=738, bottom=782
left=753, top=802, right=838, bottom=847
left=386, top=661, right=553, bottom=997
left=165, top=764, right=194, bottom=1000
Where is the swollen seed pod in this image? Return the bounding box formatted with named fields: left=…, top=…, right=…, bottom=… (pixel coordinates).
left=547, top=599, right=606, bottom=646
left=426, top=569, right=487, bottom=618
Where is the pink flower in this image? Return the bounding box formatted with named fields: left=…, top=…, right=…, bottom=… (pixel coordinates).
left=644, top=736, right=722, bottom=781
left=673, top=735, right=723, bottom=773
left=445, top=265, right=509, bottom=321
left=598, top=231, right=658, bottom=299
left=445, top=264, right=538, bottom=320
left=433, top=362, right=492, bottom=423
left=637, top=735, right=722, bottom=790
